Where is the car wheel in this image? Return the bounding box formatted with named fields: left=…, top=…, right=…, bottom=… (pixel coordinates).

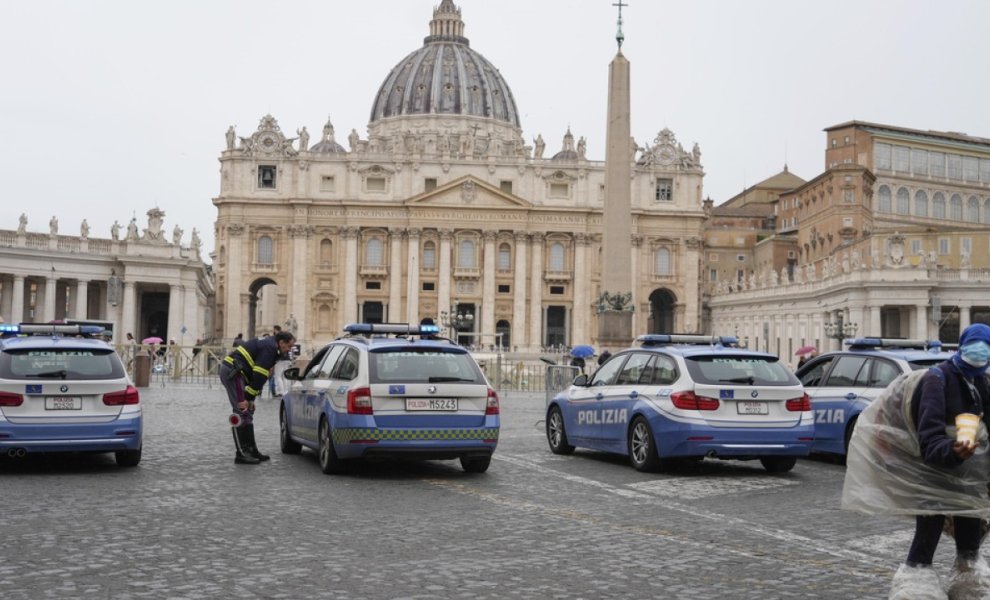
left=115, top=447, right=142, bottom=467
left=460, top=456, right=491, bottom=473
left=628, top=416, right=661, bottom=472
left=280, top=404, right=302, bottom=455
left=843, top=416, right=859, bottom=457
left=318, top=417, right=344, bottom=474
left=546, top=406, right=575, bottom=455
left=760, top=456, right=797, bottom=473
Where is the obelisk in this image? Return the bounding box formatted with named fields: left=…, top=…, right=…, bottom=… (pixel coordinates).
left=598, top=1, right=634, bottom=348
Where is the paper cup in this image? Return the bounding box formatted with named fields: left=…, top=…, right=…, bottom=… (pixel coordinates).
left=956, top=413, right=980, bottom=445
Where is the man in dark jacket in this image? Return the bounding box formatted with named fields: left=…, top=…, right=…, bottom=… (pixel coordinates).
left=220, top=331, right=295, bottom=464
left=890, top=323, right=990, bottom=598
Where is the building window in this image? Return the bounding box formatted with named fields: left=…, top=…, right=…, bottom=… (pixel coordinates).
left=424, top=178, right=437, bottom=192
left=549, top=285, right=565, bottom=295
left=320, top=176, right=336, bottom=192
left=911, top=149, right=928, bottom=176
left=257, top=235, right=273, bottom=264
left=878, top=186, right=892, bottom=212
left=736, top=269, right=745, bottom=282
left=896, top=187, right=910, bottom=215
left=497, top=284, right=510, bottom=294
left=930, top=152, right=946, bottom=178
left=982, top=159, right=990, bottom=183
left=366, top=238, right=384, bottom=266
left=984, top=199, right=990, bottom=225
left=458, top=240, right=476, bottom=268
left=948, top=154, right=963, bottom=180
left=736, top=254, right=746, bottom=262
left=950, top=194, right=963, bottom=220
left=962, top=237, right=972, bottom=254
left=500, top=180, right=513, bottom=194
left=914, top=190, right=928, bottom=217
left=366, top=176, right=387, bottom=192
left=422, top=282, right=435, bottom=292
left=422, top=241, right=436, bottom=270
left=709, top=268, right=718, bottom=281
left=549, top=183, right=569, bottom=198
left=911, top=239, right=922, bottom=255
left=365, top=281, right=381, bottom=290
left=655, top=178, right=673, bottom=202
left=968, top=196, right=980, bottom=223
left=964, top=156, right=980, bottom=181
left=893, top=146, right=910, bottom=171
left=842, top=217, right=853, bottom=227
left=549, top=242, right=566, bottom=271
left=498, top=243, right=511, bottom=270
left=258, top=165, right=276, bottom=188
left=844, top=190, right=854, bottom=203
left=939, top=238, right=950, bottom=255
left=933, top=193, right=946, bottom=219
left=831, top=139, right=837, bottom=148
left=875, top=143, right=892, bottom=170
left=843, top=136, right=850, bottom=145
left=319, top=239, right=333, bottom=267
left=654, top=248, right=672, bottom=275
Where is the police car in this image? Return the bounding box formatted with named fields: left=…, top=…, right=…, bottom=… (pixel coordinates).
left=279, top=323, right=499, bottom=474
left=795, top=337, right=952, bottom=457
left=546, top=334, right=813, bottom=473
left=0, top=323, right=142, bottom=466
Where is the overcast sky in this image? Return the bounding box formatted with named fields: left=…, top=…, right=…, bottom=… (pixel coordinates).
left=4, top=0, right=988, bottom=258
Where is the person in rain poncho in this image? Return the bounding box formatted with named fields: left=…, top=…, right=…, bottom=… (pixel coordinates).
left=844, top=323, right=990, bottom=600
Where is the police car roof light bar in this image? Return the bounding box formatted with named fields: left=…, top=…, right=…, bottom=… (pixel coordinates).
left=344, top=323, right=441, bottom=337
left=0, top=323, right=106, bottom=338
left=845, top=337, right=942, bottom=351
left=637, top=334, right=739, bottom=347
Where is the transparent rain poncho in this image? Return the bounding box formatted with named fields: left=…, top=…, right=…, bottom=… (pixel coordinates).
left=842, top=369, right=990, bottom=517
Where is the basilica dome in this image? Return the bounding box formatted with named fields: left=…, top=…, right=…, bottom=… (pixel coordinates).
left=369, top=0, right=520, bottom=128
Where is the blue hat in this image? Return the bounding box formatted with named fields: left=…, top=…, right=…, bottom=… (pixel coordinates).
left=959, top=323, right=990, bottom=347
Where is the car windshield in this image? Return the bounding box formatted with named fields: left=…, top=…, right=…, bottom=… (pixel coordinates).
left=685, top=355, right=798, bottom=386
left=0, top=348, right=126, bottom=380
left=368, top=348, right=484, bottom=384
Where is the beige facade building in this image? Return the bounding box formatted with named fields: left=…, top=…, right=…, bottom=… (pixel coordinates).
left=213, top=0, right=707, bottom=354
left=707, top=121, right=990, bottom=363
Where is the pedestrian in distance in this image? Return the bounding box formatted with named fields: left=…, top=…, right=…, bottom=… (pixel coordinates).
left=597, top=349, right=612, bottom=366
left=219, top=331, right=296, bottom=465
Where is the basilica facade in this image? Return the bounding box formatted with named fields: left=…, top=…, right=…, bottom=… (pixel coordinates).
left=213, top=0, right=706, bottom=353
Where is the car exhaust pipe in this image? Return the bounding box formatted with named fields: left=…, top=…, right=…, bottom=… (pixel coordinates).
left=7, top=448, right=26, bottom=458
left=706, top=450, right=717, bottom=458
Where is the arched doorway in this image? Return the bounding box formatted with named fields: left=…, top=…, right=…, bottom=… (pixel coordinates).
left=496, top=319, right=510, bottom=350
left=648, top=289, right=677, bottom=334
left=248, top=277, right=279, bottom=338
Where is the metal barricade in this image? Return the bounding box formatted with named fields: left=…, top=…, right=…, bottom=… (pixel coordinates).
left=544, top=365, right=579, bottom=406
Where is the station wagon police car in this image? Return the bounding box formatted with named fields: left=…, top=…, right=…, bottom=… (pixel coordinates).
left=0, top=323, right=142, bottom=466
left=795, top=337, right=951, bottom=457
left=546, top=334, right=813, bottom=473
left=280, top=323, right=499, bottom=474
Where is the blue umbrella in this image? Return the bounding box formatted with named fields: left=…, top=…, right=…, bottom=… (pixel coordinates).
left=570, top=345, right=595, bottom=358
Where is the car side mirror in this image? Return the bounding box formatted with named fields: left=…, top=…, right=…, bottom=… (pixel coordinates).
left=572, top=373, right=589, bottom=386
left=283, top=367, right=301, bottom=381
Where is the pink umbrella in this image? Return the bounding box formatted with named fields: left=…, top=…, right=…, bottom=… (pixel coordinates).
left=795, top=345, right=817, bottom=356
left=142, top=336, right=164, bottom=345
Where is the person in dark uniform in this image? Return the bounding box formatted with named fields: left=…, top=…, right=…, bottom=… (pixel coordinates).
left=219, top=331, right=295, bottom=464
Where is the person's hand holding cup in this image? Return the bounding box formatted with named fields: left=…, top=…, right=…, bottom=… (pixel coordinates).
left=954, top=413, right=980, bottom=458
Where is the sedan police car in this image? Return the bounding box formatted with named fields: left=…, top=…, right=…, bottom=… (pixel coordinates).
left=0, top=323, right=142, bottom=466
left=795, top=337, right=952, bottom=457
left=546, top=334, right=813, bottom=473
left=279, top=323, right=499, bottom=474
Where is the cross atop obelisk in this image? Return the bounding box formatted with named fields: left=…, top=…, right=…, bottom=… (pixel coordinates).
left=613, top=0, right=627, bottom=49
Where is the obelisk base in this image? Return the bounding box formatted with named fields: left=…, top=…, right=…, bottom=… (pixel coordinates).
left=598, top=312, right=634, bottom=350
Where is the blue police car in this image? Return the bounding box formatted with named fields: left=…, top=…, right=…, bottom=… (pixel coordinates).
left=796, top=337, right=952, bottom=457
left=0, top=323, right=142, bottom=466
left=279, top=323, right=499, bottom=474
left=546, top=334, right=813, bottom=473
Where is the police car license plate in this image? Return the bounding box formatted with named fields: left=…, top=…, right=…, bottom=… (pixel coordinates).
left=737, top=401, right=768, bottom=415
left=45, top=396, right=82, bottom=410
left=405, top=398, right=457, bottom=411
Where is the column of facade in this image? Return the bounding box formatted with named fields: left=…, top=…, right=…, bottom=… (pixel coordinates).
left=289, top=225, right=311, bottom=342
left=388, top=229, right=405, bottom=322
left=183, top=284, right=199, bottom=342
left=436, top=229, right=452, bottom=321
left=43, top=276, right=57, bottom=323
left=167, top=284, right=183, bottom=342
left=481, top=230, right=497, bottom=347
left=528, top=233, right=544, bottom=351
left=0, top=276, right=10, bottom=323
left=405, top=229, right=421, bottom=323
left=959, top=302, right=972, bottom=332
left=225, top=224, right=245, bottom=340
left=121, top=281, right=137, bottom=338
left=511, top=232, right=528, bottom=351
left=342, top=227, right=359, bottom=326
left=869, top=306, right=882, bottom=338
left=74, top=280, right=89, bottom=319
left=914, top=304, right=929, bottom=340
left=571, top=233, right=590, bottom=344
left=10, top=275, right=24, bottom=324
left=683, top=237, right=702, bottom=333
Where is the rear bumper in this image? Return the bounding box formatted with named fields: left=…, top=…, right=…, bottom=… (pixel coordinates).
left=653, top=419, right=813, bottom=459
left=0, top=414, right=143, bottom=454
left=331, top=425, right=499, bottom=460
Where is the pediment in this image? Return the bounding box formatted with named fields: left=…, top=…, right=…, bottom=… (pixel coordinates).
left=406, top=176, right=533, bottom=209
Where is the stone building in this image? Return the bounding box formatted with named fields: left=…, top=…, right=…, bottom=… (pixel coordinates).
left=213, top=0, right=706, bottom=353
left=0, top=208, right=214, bottom=342
left=707, top=121, right=990, bottom=362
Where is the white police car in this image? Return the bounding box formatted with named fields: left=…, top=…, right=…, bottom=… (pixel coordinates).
left=795, top=337, right=952, bottom=457
left=0, top=323, right=142, bottom=466
left=279, top=323, right=499, bottom=474
left=546, top=334, right=813, bottom=473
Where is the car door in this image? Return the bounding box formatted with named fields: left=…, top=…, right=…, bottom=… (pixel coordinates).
left=599, top=352, right=654, bottom=451
left=326, top=347, right=361, bottom=417
left=565, top=354, right=626, bottom=446
left=298, top=345, right=346, bottom=442
left=802, top=354, right=869, bottom=452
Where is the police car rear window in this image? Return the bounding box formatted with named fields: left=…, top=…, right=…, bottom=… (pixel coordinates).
left=908, top=358, right=949, bottom=370
left=0, top=348, right=126, bottom=380
left=368, top=348, right=483, bottom=384
left=685, top=355, right=798, bottom=386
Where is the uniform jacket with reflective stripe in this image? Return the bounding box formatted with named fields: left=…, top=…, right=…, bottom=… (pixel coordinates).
left=224, top=336, right=280, bottom=399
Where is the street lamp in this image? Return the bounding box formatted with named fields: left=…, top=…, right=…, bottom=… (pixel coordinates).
left=439, top=302, right=474, bottom=340
left=824, top=318, right=858, bottom=340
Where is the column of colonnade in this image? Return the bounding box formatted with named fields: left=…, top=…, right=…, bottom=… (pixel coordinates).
left=511, top=232, right=528, bottom=351
left=405, top=229, right=421, bottom=323
left=289, top=226, right=310, bottom=344
left=75, top=280, right=89, bottom=319
left=436, top=230, right=451, bottom=322
left=342, top=227, right=359, bottom=326
left=481, top=230, right=496, bottom=346
left=389, top=229, right=404, bottom=322
left=572, top=233, right=589, bottom=345
left=528, top=233, right=544, bottom=352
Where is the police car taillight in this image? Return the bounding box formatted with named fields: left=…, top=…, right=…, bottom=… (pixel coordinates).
left=0, top=391, right=24, bottom=407
left=785, top=393, right=811, bottom=412
left=671, top=390, right=719, bottom=411
left=103, top=386, right=140, bottom=406
left=347, top=387, right=373, bottom=415
left=485, top=388, right=499, bottom=415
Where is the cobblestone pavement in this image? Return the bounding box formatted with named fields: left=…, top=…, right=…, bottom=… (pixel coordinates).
left=0, top=384, right=965, bottom=599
